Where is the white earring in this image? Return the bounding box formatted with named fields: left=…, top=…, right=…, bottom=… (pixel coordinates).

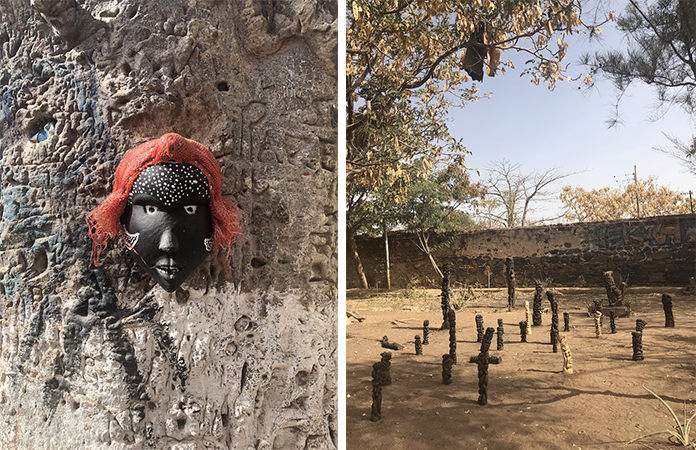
left=124, top=229, right=140, bottom=248
left=204, top=238, right=214, bottom=252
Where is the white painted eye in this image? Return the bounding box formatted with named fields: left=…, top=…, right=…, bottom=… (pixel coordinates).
left=184, top=205, right=198, bottom=215
left=145, top=205, right=159, bottom=215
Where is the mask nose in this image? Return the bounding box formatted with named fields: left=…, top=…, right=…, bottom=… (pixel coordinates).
left=159, top=227, right=180, bottom=253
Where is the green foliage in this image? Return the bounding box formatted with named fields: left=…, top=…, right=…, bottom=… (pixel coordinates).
left=349, top=162, right=484, bottom=236
left=395, top=162, right=485, bottom=234
left=347, top=0, right=610, bottom=235
left=348, top=0, right=602, bottom=193
left=582, top=0, right=695, bottom=175
left=627, top=386, right=696, bottom=447
left=585, top=0, right=695, bottom=122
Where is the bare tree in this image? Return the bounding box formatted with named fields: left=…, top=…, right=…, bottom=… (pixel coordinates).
left=479, top=159, right=577, bottom=228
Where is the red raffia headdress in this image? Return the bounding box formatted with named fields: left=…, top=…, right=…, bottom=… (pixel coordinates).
left=86, top=133, right=240, bottom=266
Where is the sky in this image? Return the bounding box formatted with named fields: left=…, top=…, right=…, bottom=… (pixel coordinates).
left=448, top=18, right=695, bottom=223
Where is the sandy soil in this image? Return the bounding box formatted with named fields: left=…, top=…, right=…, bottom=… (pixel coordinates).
left=346, top=287, right=696, bottom=450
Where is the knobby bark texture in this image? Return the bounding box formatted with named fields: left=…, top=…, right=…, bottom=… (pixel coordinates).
left=0, top=0, right=338, bottom=449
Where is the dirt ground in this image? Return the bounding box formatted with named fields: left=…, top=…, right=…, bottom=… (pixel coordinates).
left=346, top=287, right=696, bottom=450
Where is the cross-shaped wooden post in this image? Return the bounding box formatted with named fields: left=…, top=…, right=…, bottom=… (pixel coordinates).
left=468, top=327, right=502, bottom=405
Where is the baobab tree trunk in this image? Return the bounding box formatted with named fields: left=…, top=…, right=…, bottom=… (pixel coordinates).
left=349, top=226, right=370, bottom=289
left=0, top=1, right=338, bottom=448
left=384, top=227, right=391, bottom=290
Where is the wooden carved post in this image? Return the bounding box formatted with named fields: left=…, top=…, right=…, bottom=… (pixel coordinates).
left=594, top=311, right=602, bottom=338
left=524, top=301, right=532, bottom=335
left=603, top=271, right=625, bottom=305
left=475, top=314, right=484, bottom=343
left=635, top=319, right=647, bottom=332
left=593, top=300, right=603, bottom=327
left=422, top=320, right=430, bottom=345
left=631, top=332, right=644, bottom=361
left=505, top=257, right=516, bottom=310
left=519, top=321, right=527, bottom=342
left=548, top=291, right=559, bottom=352
left=609, top=309, right=617, bottom=334
left=448, top=308, right=457, bottom=364
left=532, top=281, right=543, bottom=326
left=468, top=328, right=501, bottom=405
left=440, top=263, right=452, bottom=330
left=370, top=352, right=392, bottom=422
left=442, top=354, right=453, bottom=385
left=661, top=294, right=675, bottom=327
left=559, top=334, right=573, bottom=374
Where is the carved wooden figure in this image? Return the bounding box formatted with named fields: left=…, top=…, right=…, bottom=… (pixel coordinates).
left=532, top=281, right=543, bottom=326
left=635, top=319, right=647, bottom=332
left=370, top=384, right=382, bottom=422
left=603, top=270, right=625, bottom=305
left=505, top=257, right=516, bottom=309
left=524, top=301, right=532, bottom=335
left=594, top=311, right=602, bottom=338
left=468, top=328, right=501, bottom=405
left=442, top=354, right=453, bottom=385
left=441, top=263, right=452, bottom=330
left=631, top=331, right=644, bottom=361
left=378, top=352, right=392, bottom=385
left=519, top=321, right=527, bottom=342
left=381, top=336, right=404, bottom=350
left=559, top=333, right=573, bottom=374
left=609, top=309, right=617, bottom=334
left=548, top=291, right=559, bottom=352
left=563, top=312, right=570, bottom=332
left=370, top=352, right=392, bottom=422
left=415, top=335, right=422, bottom=355
left=661, top=294, right=675, bottom=327
left=475, top=314, right=484, bottom=342
left=593, top=300, right=603, bottom=327
left=423, top=320, right=430, bottom=345
left=496, top=319, right=504, bottom=350
left=448, top=308, right=457, bottom=364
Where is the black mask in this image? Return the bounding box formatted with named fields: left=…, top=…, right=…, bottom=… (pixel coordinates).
left=121, top=163, right=213, bottom=292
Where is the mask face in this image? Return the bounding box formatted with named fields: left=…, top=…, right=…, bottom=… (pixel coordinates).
left=121, top=163, right=213, bottom=292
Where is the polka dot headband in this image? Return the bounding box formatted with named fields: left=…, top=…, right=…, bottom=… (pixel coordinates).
left=129, top=163, right=210, bottom=207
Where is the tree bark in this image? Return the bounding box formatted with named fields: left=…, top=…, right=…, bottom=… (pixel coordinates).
left=349, top=226, right=369, bottom=289
left=416, top=230, right=443, bottom=280
left=384, top=227, right=391, bottom=290
left=0, top=1, right=338, bottom=447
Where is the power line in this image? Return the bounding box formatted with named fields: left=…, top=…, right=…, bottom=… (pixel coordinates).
left=613, top=165, right=640, bottom=218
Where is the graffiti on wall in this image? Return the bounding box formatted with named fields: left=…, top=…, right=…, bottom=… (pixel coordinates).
left=584, top=218, right=686, bottom=249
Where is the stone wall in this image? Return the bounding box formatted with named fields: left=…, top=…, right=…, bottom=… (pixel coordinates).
left=348, top=214, right=696, bottom=289
left=0, top=1, right=337, bottom=449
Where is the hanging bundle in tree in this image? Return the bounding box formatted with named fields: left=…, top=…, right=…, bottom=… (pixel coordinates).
left=461, top=22, right=502, bottom=82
